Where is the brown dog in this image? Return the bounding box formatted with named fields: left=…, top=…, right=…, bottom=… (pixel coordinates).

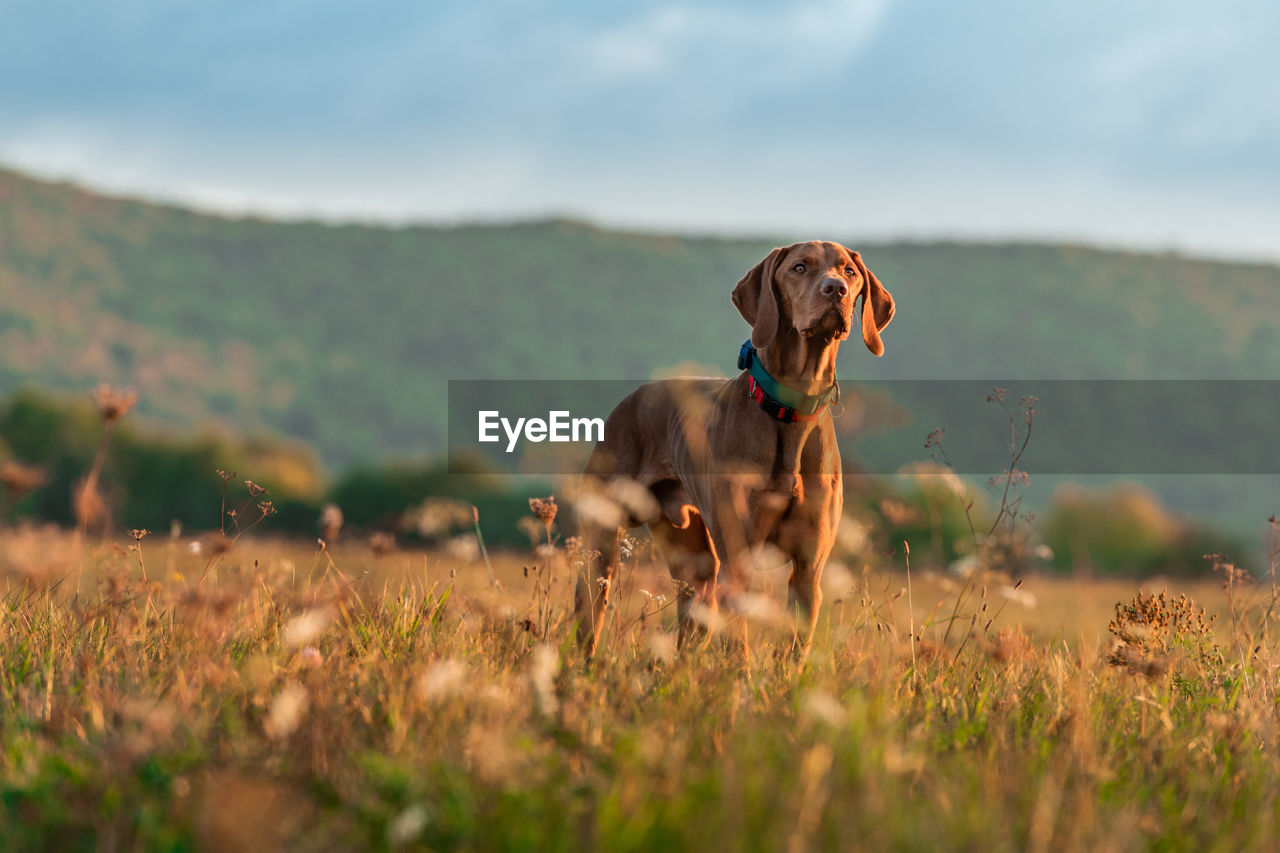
left=572, top=241, right=894, bottom=656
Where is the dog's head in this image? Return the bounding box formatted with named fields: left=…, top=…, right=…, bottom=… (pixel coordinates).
left=731, top=241, right=895, bottom=356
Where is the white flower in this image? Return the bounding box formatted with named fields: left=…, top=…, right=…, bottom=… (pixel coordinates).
left=282, top=607, right=332, bottom=648
left=264, top=683, right=309, bottom=738
left=416, top=659, right=468, bottom=703
left=575, top=492, right=624, bottom=529
left=445, top=534, right=480, bottom=564
left=388, top=805, right=429, bottom=846
left=528, top=645, right=559, bottom=715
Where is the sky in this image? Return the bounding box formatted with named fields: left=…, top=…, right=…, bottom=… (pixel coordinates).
left=2, top=0, right=1277, bottom=260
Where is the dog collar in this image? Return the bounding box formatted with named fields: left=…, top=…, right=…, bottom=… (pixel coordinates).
left=736, top=340, right=839, bottom=423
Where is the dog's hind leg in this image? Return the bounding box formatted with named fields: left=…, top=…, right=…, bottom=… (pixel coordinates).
left=648, top=507, right=719, bottom=649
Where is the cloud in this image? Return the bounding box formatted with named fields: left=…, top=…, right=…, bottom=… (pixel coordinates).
left=0, top=0, right=1276, bottom=260
left=576, top=0, right=890, bottom=81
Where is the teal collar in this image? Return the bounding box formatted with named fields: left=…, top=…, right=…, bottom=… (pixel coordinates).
left=736, top=340, right=840, bottom=422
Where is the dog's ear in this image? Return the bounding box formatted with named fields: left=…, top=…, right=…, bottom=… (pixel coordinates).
left=852, top=252, right=895, bottom=357
left=732, top=246, right=786, bottom=349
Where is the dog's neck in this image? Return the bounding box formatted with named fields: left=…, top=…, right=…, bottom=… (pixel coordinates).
left=755, top=329, right=840, bottom=396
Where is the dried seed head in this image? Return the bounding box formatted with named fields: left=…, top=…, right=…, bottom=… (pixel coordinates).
left=528, top=496, right=558, bottom=528
left=91, top=384, right=137, bottom=424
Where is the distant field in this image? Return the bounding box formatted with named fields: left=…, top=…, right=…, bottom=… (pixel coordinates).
left=1, top=527, right=1276, bottom=850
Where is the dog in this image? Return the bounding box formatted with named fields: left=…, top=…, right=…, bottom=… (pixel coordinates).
left=572, top=241, right=894, bottom=657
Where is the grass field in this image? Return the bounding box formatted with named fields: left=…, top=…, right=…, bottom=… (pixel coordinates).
left=1, top=522, right=1277, bottom=851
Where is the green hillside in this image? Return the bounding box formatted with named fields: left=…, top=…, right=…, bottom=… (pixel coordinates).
left=2, top=166, right=1280, bottom=472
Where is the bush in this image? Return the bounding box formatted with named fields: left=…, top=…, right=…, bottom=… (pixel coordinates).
left=0, top=388, right=323, bottom=531
left=1042, top=482, right=1243, bottom=576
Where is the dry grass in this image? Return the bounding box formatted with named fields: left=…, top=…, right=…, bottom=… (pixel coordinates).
left=0, top=523, right=1277, bottom=851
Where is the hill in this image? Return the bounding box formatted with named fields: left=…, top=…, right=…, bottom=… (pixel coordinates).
left=3, top=166, right=1280, bottom=474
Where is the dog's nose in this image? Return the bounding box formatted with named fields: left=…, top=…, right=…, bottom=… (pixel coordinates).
left=820, top=278, right=848, bottom=299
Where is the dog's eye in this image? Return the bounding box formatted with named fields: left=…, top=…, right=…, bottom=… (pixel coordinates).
left=792, top=263, right=806, bottom=273
left=845, top=266, right=856, bottom=276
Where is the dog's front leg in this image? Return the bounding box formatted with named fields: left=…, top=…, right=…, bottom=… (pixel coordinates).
left=783, top=504, right=839, bottom=660
left=786, top=555, right=827, bottom=659
left=572, top=524, right=622, bottom=658
left=699, top=481, right=785, bottom=664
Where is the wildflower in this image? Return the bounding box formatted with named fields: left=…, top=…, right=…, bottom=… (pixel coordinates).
left=404, top=497, right=473, bottom=537
left=820, top=561, right=854, bottom=599
left=445, top=534, right=480, bottom=563
left=835, top=516, right=871, bottom=555
left=245, top=480, right=269, bottom=498
left=202, top=532, right=232, bottom=556
left=575, top=492, right=624, bottom=528
left=924, top=427, right=946, bottom=449
left=605, top=479, right=658, bottom=521
left=878, top=497, right=920, bottom=527
left=416, top=660, right=468, bottom=703
left=987, top=469, right=1030, bottom=489
left=91, top=384, right=137, bottom=423
left=282, top=607, right=332, bottom=648
left=568, top=548, right=601, bottom=572
left=1020, top=395, right=1039, bottom=423
left=733, top=592, right=782, bottom=624
left=264, top=683, right=309, bottom=738
left=647, top=632, right=677, bottom=663
left=528, top=496, right=558, bottom=532
left=528, top=645, right=559, bottom=715
left=748, top=543, right=788, bottom=573
left=1107, top=590, right=1220, bottom=673
left=318, top=503, right=344, bottom=542
left=688, top=602, right=725, bottom=632
left=387, top=805, right=429, bottom=846
left=298, top=646, right=323, bottom=668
